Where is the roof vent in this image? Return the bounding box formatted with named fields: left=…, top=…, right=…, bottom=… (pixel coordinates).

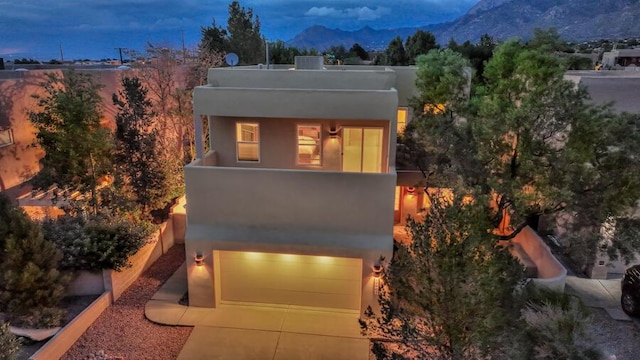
left=295, top=56, right=324, bottom=70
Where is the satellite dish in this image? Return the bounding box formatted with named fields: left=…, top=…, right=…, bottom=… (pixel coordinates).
left=225, top=52, right=239, bottom=67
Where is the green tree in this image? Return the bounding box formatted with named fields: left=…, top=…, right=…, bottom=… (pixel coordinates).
left=111, top=76, right=175, bottom=215
left=376, top=36, right=408, bottom=66
left=447, top=34, right=496, bottom=82
left=227, top=1, right=264, bottom=65
left=0, top=195, right=69, bottom=327
left=360, top=192, right=525, bottom=359
left=405, top=30, right=438, bottom=65
left=29, top=70, right=112, bottom=214
left=349, top=43, right=369, bottom=61
left=200, top=19, right=228, bottom=55
left=408, top=41, right=640, bottom=270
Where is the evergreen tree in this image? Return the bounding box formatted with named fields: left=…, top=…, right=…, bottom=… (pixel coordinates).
left=405, top=30, right=438, bottom=65
left=0, top=195, right=69, bottom=326
left=378, top=36, right=408, bottom=66
left=360, top=192, right=525, bottom=359
left=112, top=76, right=174, bottom=216
left=227, top=1, right=264, bottom=65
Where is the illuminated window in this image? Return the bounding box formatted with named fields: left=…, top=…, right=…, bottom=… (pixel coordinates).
left=342, top=127, right=383, bottom=173
left=236, top=123, right=259, bottom=162
left=297, top=125, right=321, bottom=165
left=0, top=129, right=13, bottom=148
left=397, top=108, right=407, bottom=134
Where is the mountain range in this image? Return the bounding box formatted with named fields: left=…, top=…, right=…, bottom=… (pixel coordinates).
left=287, top=0, right=640, bottom=50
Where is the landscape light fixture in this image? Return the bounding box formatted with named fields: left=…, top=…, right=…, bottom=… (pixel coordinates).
left=195, top=251, right=204, bottom=266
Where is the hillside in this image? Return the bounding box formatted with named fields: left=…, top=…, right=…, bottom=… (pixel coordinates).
left=287, top=0, right=640, bottom=50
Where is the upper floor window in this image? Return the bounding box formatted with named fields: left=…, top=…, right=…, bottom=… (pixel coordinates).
left=397, top=108, right=408, bottom=134
left=0, top=129, right=13, bottom=148
left=297, top=125, right=321, bottom=165
left=236, top=123, right=259, bottom=162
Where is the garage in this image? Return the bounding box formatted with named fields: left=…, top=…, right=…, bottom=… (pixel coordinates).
left=216, top=251, right=362, bottom=311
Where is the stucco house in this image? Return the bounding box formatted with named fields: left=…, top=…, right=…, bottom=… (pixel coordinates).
left=184, top=58, right=421, bottom=315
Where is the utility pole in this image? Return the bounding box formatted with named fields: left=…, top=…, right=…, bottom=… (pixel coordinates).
left=59, top=44, right=64, bottom=63
left=181, top=29, right=187, bottom=63
left=115, top=47, right=125, bottom=64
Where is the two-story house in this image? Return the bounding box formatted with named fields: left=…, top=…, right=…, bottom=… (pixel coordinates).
left=184, top=58, right=419, bottom=315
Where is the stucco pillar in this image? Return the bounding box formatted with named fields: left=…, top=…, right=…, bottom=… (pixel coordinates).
left=194, top=114, right=204, bottom=160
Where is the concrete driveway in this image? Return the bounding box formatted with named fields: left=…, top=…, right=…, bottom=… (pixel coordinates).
left=175, top=306, right=369, bottom=360
left=145, top=263, right=369, bottom=359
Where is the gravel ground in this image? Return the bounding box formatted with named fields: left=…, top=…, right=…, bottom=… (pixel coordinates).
left=62, top=244, right=192, bottom=360
left=589, top=308, right=640, bottom=360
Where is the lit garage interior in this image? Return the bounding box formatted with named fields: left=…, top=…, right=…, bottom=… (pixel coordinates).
left=215, top=251, right=362, bottom=311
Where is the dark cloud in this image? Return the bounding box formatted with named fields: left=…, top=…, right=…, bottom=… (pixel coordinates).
left=0, top=0, right=478, bottom=60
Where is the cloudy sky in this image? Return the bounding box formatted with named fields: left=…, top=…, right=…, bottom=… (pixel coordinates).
left=0, top=0, right=480, bottom=61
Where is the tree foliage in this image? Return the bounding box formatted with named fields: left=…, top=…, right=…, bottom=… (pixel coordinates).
left=226, top=1, right=264, bottom=65
left=376, top=36, right=408, bottom=66
left=407, top=41, right=640, bottom=270
left=42, top=213, right=154, bottom=272
left=360, top=192, right=525, bottom=359
left=0, top=195, right=69, bottom=327
left=405, top=30, right=439, bottom=65
left=111, top=76, right=175, bottom=215
left=29, top=70, right=112, bottom=213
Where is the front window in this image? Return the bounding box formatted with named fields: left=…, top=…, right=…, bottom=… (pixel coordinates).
left=297, top=125, right=321, bottom=165
left=236, top=123, right=259, bottom=162
left=0, top=129, right=13, bottom=148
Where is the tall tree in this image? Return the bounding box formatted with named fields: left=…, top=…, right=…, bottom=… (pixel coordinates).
left=376, top=36, right=408, bottom=66
left=360, top=192, right=525, bottom=359
left=405, top=30, right=439, bottom=65
left=29, top=70, right=112, bottom=214
left=227, top=1, right=264, bottom=65
left=407, top=42, right=640, bottom=271
left=112, top=77, right=175, bottom=215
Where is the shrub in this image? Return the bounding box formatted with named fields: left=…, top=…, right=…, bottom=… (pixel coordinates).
left=43, top=214, right=156, bottom=272
left=515, top=290, right=602, bottom=360
left=0, top=321, right=21, bottom=360
left=0, top=195, right=69, bottom=327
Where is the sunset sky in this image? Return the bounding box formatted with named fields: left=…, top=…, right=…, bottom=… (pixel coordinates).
left=0, top=0, right=479, bottom=61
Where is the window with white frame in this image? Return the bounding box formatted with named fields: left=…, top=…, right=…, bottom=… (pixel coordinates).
left=236, top=123, right=259, bottom=162
left=297, top=124, right=321, bottom=165
left=0, top=129, right=13, bottom=148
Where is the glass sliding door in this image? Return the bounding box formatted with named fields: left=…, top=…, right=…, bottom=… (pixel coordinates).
left=342, top=127, right=383, bottom=173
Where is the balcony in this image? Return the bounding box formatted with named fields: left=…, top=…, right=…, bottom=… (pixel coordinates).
left=184, top=151, right=396, bottom=250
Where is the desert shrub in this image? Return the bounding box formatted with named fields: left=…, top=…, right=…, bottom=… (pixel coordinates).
left=43, top=214, right=156, bottom=272
left=0, top=321, right=21, bottom=360
left=0, top=195, right=69, bottom=327
left=514, top=289, right=602, bottom=360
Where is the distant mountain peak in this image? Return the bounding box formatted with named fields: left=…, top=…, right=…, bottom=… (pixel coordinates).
left=288, top=0, right=640, bottom=51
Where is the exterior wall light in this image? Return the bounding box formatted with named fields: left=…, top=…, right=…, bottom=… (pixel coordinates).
left=372, top=264, right=383, bottom=296
left=372, top=264, right=383, bottom=278
left=195, top=252, right=204, bottom=266
left=407, top=187, right=415, bottom=195
left=328, top=126, right=340, bottom=138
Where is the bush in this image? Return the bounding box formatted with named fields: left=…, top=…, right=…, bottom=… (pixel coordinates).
left=515, top=290, right=602, bottom=360
left=0, top=195, right=69, bottom=327
left=43, top=214, right=156, bottom=272
left=0, top=321, right=21, bottom=360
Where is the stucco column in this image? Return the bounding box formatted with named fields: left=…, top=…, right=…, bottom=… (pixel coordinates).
left=194, top=113, right=204, bottom=160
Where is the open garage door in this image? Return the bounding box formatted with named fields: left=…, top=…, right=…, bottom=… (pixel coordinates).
left=217, top=251, right=362, bottom=311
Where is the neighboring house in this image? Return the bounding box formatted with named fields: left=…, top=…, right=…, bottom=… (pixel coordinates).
left=565, top=70, right=640, bottom=278
left=601, top=49, right=640, bottom=69
left=185, top=58, right=419, bottom=314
